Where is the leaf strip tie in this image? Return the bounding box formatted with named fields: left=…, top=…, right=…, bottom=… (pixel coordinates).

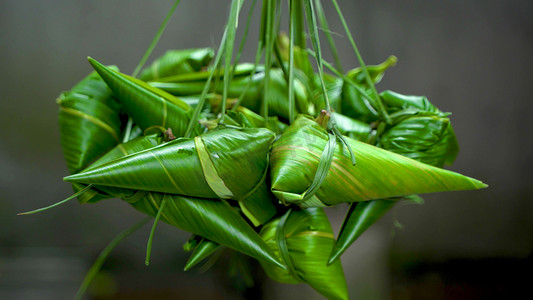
left=147, top=150, right=185, bottom=194
left=296, top=132, right=337, bottom=205
left=235, top=155, right=270, bottom=202
left=236, top=155, right=270, bottom=226
left=60, top=107, right=120, bottom=142
left=194, top=136, right=234, bottom=198
left=275, top=209, right=302, bottom=282
left=332, top=126, right=356, bottom=166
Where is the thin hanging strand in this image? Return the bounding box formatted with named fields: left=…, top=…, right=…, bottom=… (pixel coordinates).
left=125, top=0, right=181, bottom=141
left=131, top=0, right=181, bottom=78
left=74, top=217, right=151, bottom=300
left=261, top=0, right=276, bottom=119
left=145, top=196, right=167, bottom=266
left=304, top=2, right=357, bottom=165
left=315, top=0, right=343, bottom=73
left=331, top=0, right=391, bottom=124
left=230, top=0, right=258, bottom=77
left=221, top=0, right=244, bottom=123
left=18, top=184, right=94, bottom=215
left=231, top=42, right=264, bottom=111
left=185, top=27, right=228, bottom=137
left=306, top=49, right=385, bottom=112
left=287, top=0, right=297, bottom=123
left=304, top=0, right=331, bottom=111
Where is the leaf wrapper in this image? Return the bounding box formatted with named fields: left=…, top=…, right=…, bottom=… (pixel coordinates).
left=259, top=208, right=348, bottom=300
left=89, top=57, right=193, bottom=136
left=270, top=115, right=486, bottom=207
left=131, top=192, right=284, bottom=269
left=57, top=69, right=123, bottom=203
left=65, top=128, right=278, bottom=225
left=140, top=48, right=214, bottom=81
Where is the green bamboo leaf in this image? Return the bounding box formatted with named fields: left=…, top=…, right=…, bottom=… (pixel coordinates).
left=380, top=113, right=459, bottom=167
left=183, top=238, right=221, bottom=271
left=64, top=128, right=277, bottom=214
left=331, top=112, right=373, bottom=142
left=341, top=56, right=397, bottom=122
left=270, top=115, right=487, bottom=207
left=57, top=69, right=122, bottom=174
left=328, top=199, right=396, bottom=265
left=77, top=134, right=163, bottom=203
left=153, top=66, right=310, bottom=122
left=90, top=127, right=276, bottom=226
left=380, top=90, right=438, bottom=114
left=139, top=48, right=215, bottom=81
left=331, top=94, right=457, bottom=263
left=310, top=72, right=343, bottom=113
left=69, top=132, right=283, bottom=269
left=262, top=68, right=309, bottom=121
left=57, top=69, right=123, bottom=203
left=153, top=63, right=259, bottom=83
left=260, top=207, right=348, bottom=300
left=131, top=193, right=285, bottom=269
left=88, top=57, right=193, bottom=136
left=277, top=33, right=314, bottom=82
left=232, top=106, right=288, bottom=134
left=329, top=194, right=422, bottom=265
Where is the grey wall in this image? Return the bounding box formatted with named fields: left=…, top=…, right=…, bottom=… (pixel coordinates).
left=1, top=0, right=531, bottom=299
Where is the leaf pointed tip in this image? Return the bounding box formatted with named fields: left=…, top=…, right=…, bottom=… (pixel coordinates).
left=327, top=250, right=341, bottom=266
left=469, top=178, right=488, bottom=190
left=87, top=56, right=97, bottom=65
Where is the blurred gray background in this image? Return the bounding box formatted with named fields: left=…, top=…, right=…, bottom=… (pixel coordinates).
left=1, top=0, right=532, bottom=299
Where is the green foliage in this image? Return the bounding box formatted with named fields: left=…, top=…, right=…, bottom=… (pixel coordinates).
left=27, top=1, right=489, bottom=298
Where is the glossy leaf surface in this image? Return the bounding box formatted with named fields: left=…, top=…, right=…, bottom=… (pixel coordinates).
left=131, top=193, right=284, bottom=269
left=139, top=48, right=214, bottom=81
left=88, top=57, right=192, bottom=136
left=259, top=208, right=348, bottom=300
left=65, top=128, right=277, bottom=214
left=270, top=115, right=486, bottom=207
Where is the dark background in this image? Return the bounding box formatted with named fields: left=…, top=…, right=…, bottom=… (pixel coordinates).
left=1, top=0, right=532, bottom=299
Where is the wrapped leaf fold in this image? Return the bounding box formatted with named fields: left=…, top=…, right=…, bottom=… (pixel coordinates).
left=259, top=208, right=348, bottom=300
left=270, top=115, right=486, bottom=207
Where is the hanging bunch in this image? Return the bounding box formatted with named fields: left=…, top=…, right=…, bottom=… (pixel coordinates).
left=22, top=1, right=487, bottom=299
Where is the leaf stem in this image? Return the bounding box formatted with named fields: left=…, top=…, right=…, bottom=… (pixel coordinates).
left=185, top=27, right=228, bottom=137
left=221, top=0, right=244, bottom=123
left=18, top=184, right=94, bottom=215
left=145, top=196, right=167, bottom=266
left=304, top=0, right=330, bottom=112
left=131, top=0, right=181, bottom=78
left=331, top=0, right=391, bottom=124
left=287, top=0, right=297, bottom=123
left=261, top=0, right=277, bottom=119
left=315, top=0, right=343, bottom=73
left=306, top=49, right=379, bottom=110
